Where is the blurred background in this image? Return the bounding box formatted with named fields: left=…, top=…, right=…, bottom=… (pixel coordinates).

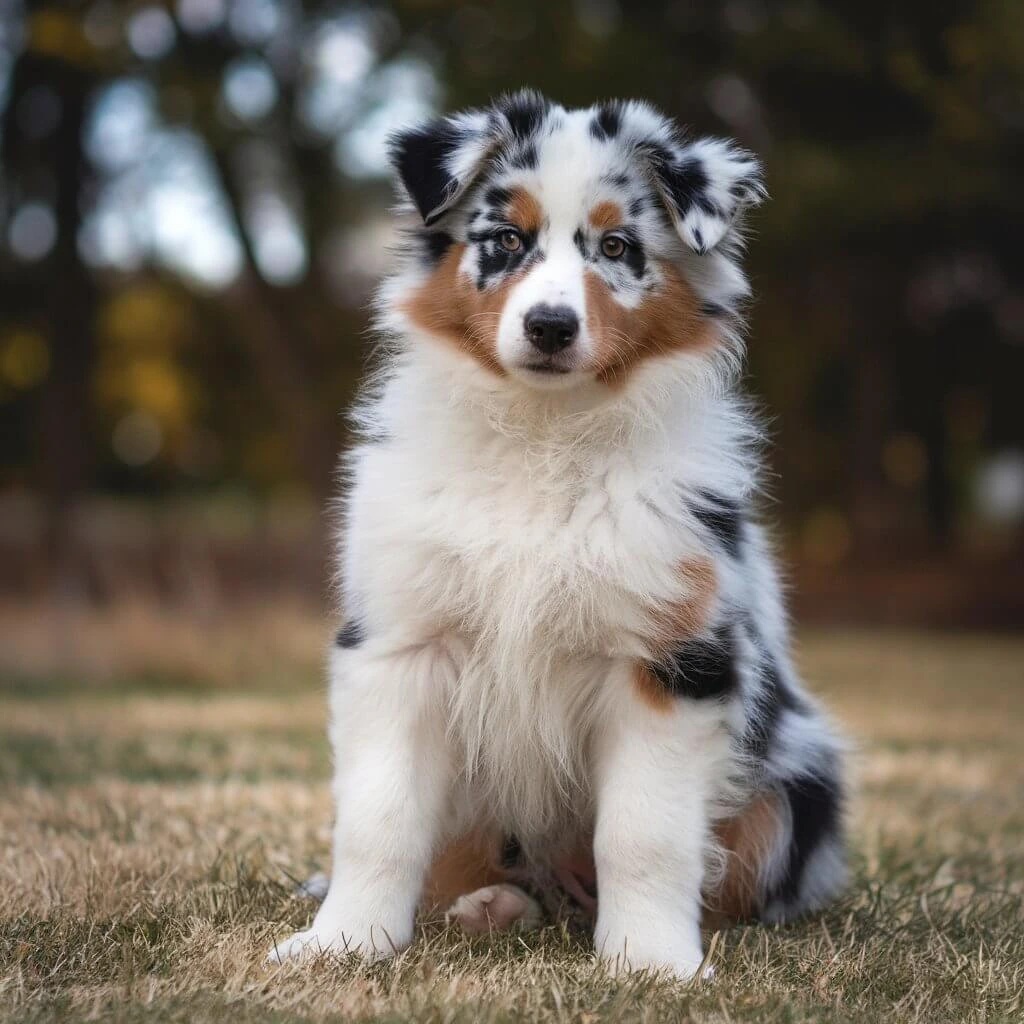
left=1, top=0, right=1023, bottom=688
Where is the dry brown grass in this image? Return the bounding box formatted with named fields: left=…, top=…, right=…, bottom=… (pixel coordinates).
left=1, top=607, right=1022, bottom=1023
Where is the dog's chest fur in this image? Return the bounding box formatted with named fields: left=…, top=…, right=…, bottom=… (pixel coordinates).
left=348, top=360, right=729, bottom=838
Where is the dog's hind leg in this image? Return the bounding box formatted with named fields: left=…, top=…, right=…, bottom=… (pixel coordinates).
left=425, top=828, right=542, bottom=935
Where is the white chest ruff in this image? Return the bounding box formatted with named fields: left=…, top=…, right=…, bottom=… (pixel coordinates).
left=355, top=445, right=705, bottom=840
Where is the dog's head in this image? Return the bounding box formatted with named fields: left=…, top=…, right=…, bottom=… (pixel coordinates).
left=384, top=91, right=764, bottom=389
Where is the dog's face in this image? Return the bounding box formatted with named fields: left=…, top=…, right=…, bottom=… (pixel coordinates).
left=387, top=92, right=764, bottom=389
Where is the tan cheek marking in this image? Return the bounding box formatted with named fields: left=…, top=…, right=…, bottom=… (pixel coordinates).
left=646, top=556, right=718, bottom=657
left=713, top=793, right=783, bottom=919
left=506, top=187, right=543, bottom=234
left=400, top=242, right=515, bottom=377
left=588, top=199, right=623, bottom=231
left=584, top=264, right=714, bottom=387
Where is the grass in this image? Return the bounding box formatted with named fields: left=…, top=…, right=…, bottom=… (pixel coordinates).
left=1, top=616, right=1023, bottom=1023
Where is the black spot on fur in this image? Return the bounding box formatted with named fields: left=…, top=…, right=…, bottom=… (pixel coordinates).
left=647, top=626, right=738, bottom=701
left=476, top=237, right=538, bottom=288
left=420, top=229, right=454, bottom=266
left=497, top=91, right=548, bottom=140
left=335, top=619, right=365, bottom=649
left=769, top=768, right=843, bottom=907
left=590, top=102, right=622, bottom=140
left=744, top=654, right=802, bottom=762
left=692, top=491, right=744, bottom=557
left=485, top=185, right=511, bottom=209
left=700, top=301, right=728, bottom=319
left=620, top=235, right=646, bottom=279
left=647, top=149, right=719, bottom=229
left=573, top=227, right=589, bottom=260
left=628, top=197, right=646, bottom=218
left=509, top=141, right=538, bottom=170
left=389, top=120, right=466, bottom=225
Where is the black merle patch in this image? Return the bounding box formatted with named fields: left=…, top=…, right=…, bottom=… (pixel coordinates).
left=646, top=626, right=738, bottom=701
left=484, top=185, right=511, bottom=209
left=663, top=156, right=717, bottom=219
left=644, top=144, right=720, bottom=235
left=334, top=619, right=365, bottom=649
left=508, top=141, right=538, bottom=170
left=420, top=229, right=454, bottom=266
left=692, top=490, right=744, bottom=557
left=389, top=119, right=467, bottom=225
left=769, top=767, right=843, bottom=907
left=573, top=227, right=589, bottom=260
left=475, top=237, right=538, bottom=288
left=743, top=654, right=802, bottom=762
left=590, top=102, right=623, bottom=141
left=619, top=233, right=646, bottom=279
left=497, top=90, right=548, bottom=140
left=700, top=301, right=728, bottom=319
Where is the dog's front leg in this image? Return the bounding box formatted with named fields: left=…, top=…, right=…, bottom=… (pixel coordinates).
left=269, top=639, right=454, bottom=962
left=592, top=673, right=732, bottom=980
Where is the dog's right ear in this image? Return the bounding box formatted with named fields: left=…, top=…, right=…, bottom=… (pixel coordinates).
left=387, top=110, right=499, bottom=226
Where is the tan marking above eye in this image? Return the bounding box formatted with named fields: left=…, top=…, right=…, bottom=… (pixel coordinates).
left=505, top=187, right=543, bottom=234
left=588, top=199, right=623, bottom=232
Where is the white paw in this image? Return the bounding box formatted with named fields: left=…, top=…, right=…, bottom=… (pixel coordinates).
left=596, top=929, right=708, bottom=982
left=266, top=921, right=403, bottom=964
left=446, top=884, right=543, bottom=935
left=266, top=925, right=362, bottom=962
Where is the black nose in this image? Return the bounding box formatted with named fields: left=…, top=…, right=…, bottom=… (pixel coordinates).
left=524, top=305, right=579, bottom=354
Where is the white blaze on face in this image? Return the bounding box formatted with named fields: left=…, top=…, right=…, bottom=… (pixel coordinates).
left=494, top=112, right=614, bottom=388
left=495, top=244, right=590, bottom=384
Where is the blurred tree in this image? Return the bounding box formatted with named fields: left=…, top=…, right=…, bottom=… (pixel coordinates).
left=1, top=7, right=100, bottom=589
left=0, top=0, right=1022, bottom=593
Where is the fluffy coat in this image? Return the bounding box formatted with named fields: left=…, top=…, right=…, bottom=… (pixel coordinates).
left=269, top=91, right=847, bottom=979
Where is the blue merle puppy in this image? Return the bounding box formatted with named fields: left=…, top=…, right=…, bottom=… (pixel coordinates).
left=269, top=91, right=847, bottom=979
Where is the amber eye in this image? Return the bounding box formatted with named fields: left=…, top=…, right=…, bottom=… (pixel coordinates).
left=601, top=234, right=627, bottom=259
left=498, top=229, right=523, bottom=252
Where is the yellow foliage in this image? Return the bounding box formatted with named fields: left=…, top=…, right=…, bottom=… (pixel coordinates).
left=28, top=9, right=97, bottom=67
left=99, top=284, right=189, bottom=353
left=0, top=330, right=50, bottom=390
left=94, top=284, right=198, bottom=442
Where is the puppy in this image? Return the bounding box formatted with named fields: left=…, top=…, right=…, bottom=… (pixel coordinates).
left=269, top=91, right=846, bottom=979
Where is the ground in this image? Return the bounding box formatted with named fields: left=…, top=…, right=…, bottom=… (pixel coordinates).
left=1, top=612, right=1022, bottom=1023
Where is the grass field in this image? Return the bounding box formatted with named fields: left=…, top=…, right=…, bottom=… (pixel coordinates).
left=1, top=615, right=1022, bottom=1023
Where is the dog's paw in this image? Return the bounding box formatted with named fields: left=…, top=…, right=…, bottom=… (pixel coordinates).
left=266, top=920, right=402, bottom=964
left=267, top=927, right=335, bottom=964
left=446, top=884, right=543, bottom=935
left=595, top=924, right=708, bottom=982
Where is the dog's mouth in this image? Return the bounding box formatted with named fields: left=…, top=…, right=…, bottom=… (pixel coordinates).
left=522, top=361, right=572, bottom=375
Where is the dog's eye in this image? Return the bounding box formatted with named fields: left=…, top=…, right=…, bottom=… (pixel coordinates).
left=601, top=234, right=627, bottom=259
left=498, top=229, right=523, bottom=252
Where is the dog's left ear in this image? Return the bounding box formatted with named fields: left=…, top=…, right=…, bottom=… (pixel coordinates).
left=387, top=109, right=500, bottom=226
left=645, top=136, right=766, bottom=254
